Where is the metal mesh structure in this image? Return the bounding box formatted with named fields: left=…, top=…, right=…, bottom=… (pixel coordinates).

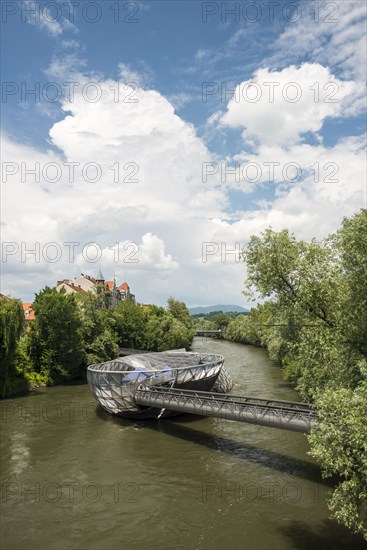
left=213, top=366, right=234, bottom=393
left=135, top=387, right=317, bottom=433
left=87, top=351, right=224, bottom=418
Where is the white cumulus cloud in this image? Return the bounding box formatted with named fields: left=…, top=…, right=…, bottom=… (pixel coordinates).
left=219, top=63, right=361, bottom=146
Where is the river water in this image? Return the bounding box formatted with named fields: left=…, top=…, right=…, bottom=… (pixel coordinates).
left=1, top=338, right=365, bottom=550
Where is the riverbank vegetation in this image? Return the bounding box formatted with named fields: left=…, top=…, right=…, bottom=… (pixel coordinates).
left=0, top=298, right=27, bottom=396
left=0, top=294, right=194, bottom=395
left=225, top=209, right=367, bottom=540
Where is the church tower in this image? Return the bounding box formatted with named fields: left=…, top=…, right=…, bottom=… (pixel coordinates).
left=95, top=268, right=106, bottom=308
left=96, top=268, right=105, bottom=283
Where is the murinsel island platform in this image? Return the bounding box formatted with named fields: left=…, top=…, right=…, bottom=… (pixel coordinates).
left=87, top=351, right=316, bottom=432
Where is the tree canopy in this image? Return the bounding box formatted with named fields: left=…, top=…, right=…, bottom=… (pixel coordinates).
left=240, top=209, right=367, bottom=539
left=26, top=287, right=86, bottom=383
left=1, top=291, right=195, bottom=392
left=0, top=297, right=26, bottom=397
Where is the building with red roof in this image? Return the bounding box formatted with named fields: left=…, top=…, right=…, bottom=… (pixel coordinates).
left=55, top=271, right=135, bottom=308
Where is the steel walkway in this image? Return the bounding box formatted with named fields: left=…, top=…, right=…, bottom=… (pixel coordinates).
left=135, top=387, right=317, bottom=433
left=195, top=330, right=223, bottom=337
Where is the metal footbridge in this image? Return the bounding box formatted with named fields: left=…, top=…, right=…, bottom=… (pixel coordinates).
left=195, top=330, right=223, bottom=338
left=134, top=387, right=317, bottom=433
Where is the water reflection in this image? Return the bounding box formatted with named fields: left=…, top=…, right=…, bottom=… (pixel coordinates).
left=9, top=432, right=30, bottom=476
left=96, top=405, right=329, bottom=486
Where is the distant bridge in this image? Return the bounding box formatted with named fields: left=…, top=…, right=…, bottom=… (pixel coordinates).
left=195, top=330, right=223, bottom=338
left=135, top=387, right=316, bottom=433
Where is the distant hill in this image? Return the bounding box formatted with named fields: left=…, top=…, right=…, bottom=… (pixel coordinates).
left=189, top=305, right=249, bottom=315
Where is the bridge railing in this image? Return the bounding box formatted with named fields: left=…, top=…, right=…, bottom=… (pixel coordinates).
left=135, top=387, right=317, bottom=433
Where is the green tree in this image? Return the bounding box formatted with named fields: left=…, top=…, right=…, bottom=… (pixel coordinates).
left=111, top=300, right=148, bottom=349
left=0, top=297, right=27, bottom=396
left=27, top=287, right=85, bottom=383
left=210, top=312, right=230, bottom=331
left=145, top=305, right=194, bottom=351
left=77, top=294, right=119, bottom=365
left=167, top=297, right=195, bottom=332
left=337, top=211, right=367, bottom=360
left=224, top=302, right=278, bottom=350
left=243, top=223, right=363, bottom=396
left=309, top=375, right=367, bottom=539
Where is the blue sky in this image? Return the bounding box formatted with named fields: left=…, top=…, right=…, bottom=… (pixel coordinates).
left=2, top=2, right=284, bottom=143
left=1, top=1, right=366, bottom=305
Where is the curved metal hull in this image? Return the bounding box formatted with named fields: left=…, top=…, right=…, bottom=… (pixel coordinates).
left=87, top=352, right=224, bottom=419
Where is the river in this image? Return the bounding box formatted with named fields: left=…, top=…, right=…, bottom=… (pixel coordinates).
left=1, top=338, right=365, bottom=550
